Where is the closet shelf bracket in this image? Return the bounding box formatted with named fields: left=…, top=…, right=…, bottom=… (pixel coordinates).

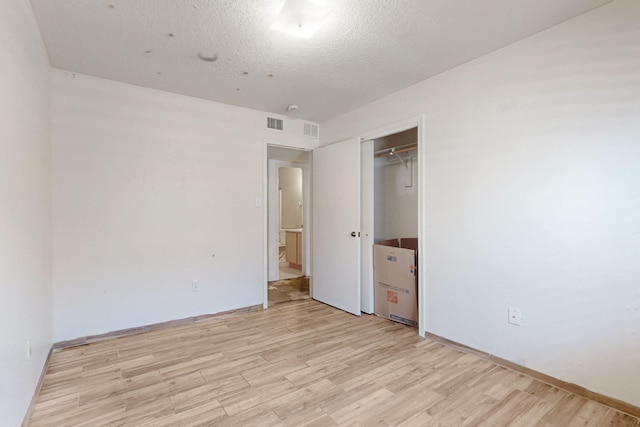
left=390, top=148, right=408, bottom=170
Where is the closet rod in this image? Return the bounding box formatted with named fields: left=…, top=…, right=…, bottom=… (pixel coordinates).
left=373, top=143, right=417, bottom=158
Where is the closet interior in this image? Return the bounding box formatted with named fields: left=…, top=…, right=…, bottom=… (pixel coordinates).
left=373, top=127, right=418, bottom=243
left=369, top=126, right=419, bottom=327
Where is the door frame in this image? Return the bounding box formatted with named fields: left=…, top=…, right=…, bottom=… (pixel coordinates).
left=358, top=115, right=427, bottom=337
left=263, top=144, right=312, bottom=309
left=360, top=139, right=375, bottom=315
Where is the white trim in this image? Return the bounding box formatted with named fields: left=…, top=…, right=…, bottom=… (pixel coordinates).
left=302, top=164, right=311, bottom=281
left=360, top=139, right=375, bottom=314
left=262, top=140, right=269, bottom=309
left=417, top=114, right=427, bottom=338
left=359, top=116, right=423, bottom=142
left=267, top=159, right=280, bottom=281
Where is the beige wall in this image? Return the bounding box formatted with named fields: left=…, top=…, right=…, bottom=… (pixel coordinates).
left=279, top=167, right=303, bottom=230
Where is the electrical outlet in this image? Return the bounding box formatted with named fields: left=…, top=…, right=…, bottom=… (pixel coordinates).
left=27, top=339, right=32, bottom=359
left=192, top=280, right=199, bottom=292
left=508, top=308, right=522, bottom=326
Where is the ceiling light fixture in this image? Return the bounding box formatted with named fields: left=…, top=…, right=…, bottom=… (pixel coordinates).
left=198, top=52, right=218, bottom=62
left=286, top=104, right=300, bottom=112
left=271, top=0, right=332, bottom=39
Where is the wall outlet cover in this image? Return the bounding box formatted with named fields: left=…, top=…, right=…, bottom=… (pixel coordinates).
left=508, top=307, right=522, bottom=326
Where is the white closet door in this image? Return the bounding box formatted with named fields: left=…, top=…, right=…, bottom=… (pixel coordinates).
left=312, top=139, right=361, bottom=316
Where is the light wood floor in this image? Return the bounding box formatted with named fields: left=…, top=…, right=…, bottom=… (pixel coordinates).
left=28, top=300, right=639, bottom=426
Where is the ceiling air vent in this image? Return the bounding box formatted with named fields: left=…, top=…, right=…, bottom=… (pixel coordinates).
left=304, top=123, right=319, bottom=138
left=267, top=117, right=284, bottom=131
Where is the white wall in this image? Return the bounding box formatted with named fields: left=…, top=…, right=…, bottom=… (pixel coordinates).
left=321, top=0, right=640, bottom=407
left=374, top=157, right=418, bottom=240
left=0, top=1, right=52, bottom=424
left=51, top=70, right=314, bottom=342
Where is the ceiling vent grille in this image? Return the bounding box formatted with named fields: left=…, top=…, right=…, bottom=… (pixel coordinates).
left=304, top=123, right=319, bottom=138
left=267, top=117, right=284, bottom=131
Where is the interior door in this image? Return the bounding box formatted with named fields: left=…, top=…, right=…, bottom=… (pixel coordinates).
left=312, top=139, right=361, bottom=315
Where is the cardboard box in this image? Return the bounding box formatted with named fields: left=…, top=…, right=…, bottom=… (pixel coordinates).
left=400, top=237, right=419, bottom=282
left=400, top=237, right=418, bottom=253
left=373, top=241, right=418, bottom=327
left=379, top=238, right=400, bottom=248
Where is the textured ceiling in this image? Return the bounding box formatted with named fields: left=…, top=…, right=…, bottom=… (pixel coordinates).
left=30, top=0, right=611, bottom=122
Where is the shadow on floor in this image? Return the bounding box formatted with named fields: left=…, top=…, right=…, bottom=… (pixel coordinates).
left=268, top=276, right=309, bottom=305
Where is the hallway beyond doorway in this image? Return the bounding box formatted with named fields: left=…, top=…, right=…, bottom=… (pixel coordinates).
left=279, top=262, right=303, bottom=280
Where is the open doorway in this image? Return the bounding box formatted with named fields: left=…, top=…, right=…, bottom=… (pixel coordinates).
left=278, top=166, right=304, bottom=280
left=361, top=126, right=420, bottom=325
left=267, top=146, right=311, bottom=306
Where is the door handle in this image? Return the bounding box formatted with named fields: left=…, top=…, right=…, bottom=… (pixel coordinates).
left=351, top=231, right=360, bottom=237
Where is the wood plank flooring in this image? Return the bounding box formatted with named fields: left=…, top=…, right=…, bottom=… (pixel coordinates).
left=27, top=300, right=639, bottom=426
left=268, top=276, right=310, bottom=306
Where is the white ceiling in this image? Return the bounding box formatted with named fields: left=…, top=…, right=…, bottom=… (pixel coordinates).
left=30, top=0, right=611, bottom=122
